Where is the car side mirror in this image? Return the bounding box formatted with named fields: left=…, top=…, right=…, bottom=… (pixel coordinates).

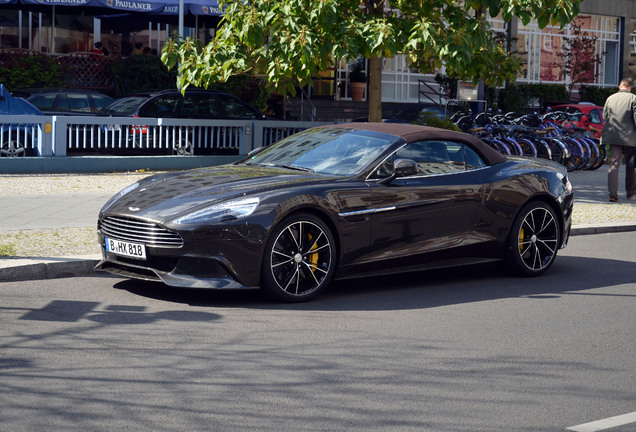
left=394, top=158, right=418, bottom=177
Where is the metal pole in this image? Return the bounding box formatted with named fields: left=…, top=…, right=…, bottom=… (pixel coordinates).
left=179, top=0, right=184, bottom=37
left=18, top=11, right=22, bottom=48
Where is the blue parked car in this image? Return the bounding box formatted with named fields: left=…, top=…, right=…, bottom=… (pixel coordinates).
left=0, top=84, right=42, bottom=157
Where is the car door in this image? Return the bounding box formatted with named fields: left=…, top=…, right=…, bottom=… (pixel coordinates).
left=182, top=93, right=221, bottom=119
left=364, top=139, right=488, bottom=263
left=136, top=94, right=182, bottom=150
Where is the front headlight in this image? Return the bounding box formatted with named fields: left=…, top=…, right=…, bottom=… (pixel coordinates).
left=172, top=197, right=260, bottom=224
left=101, top=181, right=140, bottom=213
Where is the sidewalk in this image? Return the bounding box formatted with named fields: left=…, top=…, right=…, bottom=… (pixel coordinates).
left=1, top=167, right=636, bottom=283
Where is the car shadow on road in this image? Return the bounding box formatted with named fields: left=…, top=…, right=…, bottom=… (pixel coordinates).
left=109, top=253, right=636, bottom=311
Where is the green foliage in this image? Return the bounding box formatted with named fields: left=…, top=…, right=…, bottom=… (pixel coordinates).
left=578, top=85, right=615, bottom=106
left=107, top=55, right=177, bottom=96
left=0, top=54, right=67, bottom=90
left=206, top=74, right=272, bottom=113
left=434, top=73, right=458, bottom=99
left=162, top=0, right=584, bottom=99
left=497, top=84, right=568, bottom=112
left=414, top=111, right=462, bottom=131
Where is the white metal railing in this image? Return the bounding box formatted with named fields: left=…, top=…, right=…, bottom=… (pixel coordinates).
left=0, top=115, right=329, bottom=157
left=0, top=115, right=46, bottom=156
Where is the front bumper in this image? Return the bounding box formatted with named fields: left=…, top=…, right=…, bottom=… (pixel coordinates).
left=95, top=230, right=265, bottom=289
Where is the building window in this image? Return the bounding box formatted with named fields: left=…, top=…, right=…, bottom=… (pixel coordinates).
left=516, top=14, right=619, bottom=88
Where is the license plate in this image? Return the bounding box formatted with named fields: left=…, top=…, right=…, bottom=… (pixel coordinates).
left=105, top=237, right=146, bottom=260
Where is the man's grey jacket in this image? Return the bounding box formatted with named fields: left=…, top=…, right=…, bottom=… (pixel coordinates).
left=601, top=89, right=636, bottom=147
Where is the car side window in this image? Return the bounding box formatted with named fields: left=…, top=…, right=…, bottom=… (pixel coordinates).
left=588, top=108, right=601, bottom=124
left=183, top=94, right=220, bottom=117
left=141, top=95, right=180, bottom=116
left=67, top=94, right=91, bottom=113
left=217, top=95, right=259, bottom=119
left=395, top=140, right=485, bottom=176
left=29, top=94, right=57, bottom=111
left=92, top=95, right=113, bottom=111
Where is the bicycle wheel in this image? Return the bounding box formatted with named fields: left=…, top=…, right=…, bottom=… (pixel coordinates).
left=563, top=138, right=585, bottom=171
left=517, top=138, right=538, bottom=158
left=588, top=138, right=606, bottom=170
left=532, top=139, right=552, bottom=160
left=547, top=138, right=569, bottom=166
left=501, top=137, right=523, bottom=156
left=482, top=138, right=510, bottom=155
left=573, top=138, right=595, bottom=170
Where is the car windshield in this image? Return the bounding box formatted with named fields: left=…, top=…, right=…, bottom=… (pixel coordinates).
left=100, top=96, right=149, bottom=115
left=245, top=127, right=396, bottom=175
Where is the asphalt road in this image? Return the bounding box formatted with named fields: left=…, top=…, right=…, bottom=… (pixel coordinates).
left=1, top=232, right=635, bottom=432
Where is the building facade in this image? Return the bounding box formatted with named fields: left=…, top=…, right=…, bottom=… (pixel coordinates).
left=0, top=0, right=633, bottom=102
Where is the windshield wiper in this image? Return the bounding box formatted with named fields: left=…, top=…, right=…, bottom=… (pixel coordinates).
left=282, top=164, right=314, bottom=173
left=243, top=162, right=314, bottom=173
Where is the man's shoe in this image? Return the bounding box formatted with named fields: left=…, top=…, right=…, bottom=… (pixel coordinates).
left=610, top=196, right=619, bottom=202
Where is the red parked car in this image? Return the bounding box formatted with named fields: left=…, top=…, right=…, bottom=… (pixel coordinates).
left=550, top=103, right=604, bottom=138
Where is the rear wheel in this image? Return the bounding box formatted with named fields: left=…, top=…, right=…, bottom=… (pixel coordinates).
left=0, top=134, right=26, bottom=157
left=261, top=213, right=336, bottom=302
left=172, top=136, right=193, bottom=155
left=504, top=202, right=560, bottom=276
left=173, top=140, right=193, bottom=155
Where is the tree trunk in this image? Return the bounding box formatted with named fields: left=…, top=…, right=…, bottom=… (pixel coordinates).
left=368, top=55, right=382, bottom=122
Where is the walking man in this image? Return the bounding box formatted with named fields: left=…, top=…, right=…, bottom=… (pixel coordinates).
left=601, top=77, right=636, bottom=202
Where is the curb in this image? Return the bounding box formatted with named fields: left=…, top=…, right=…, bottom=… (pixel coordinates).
left=569, top=223, right=636, bottom=236
left=3, top=223, right=636, bottom=284
left=0, top=258, right=100, bottom=283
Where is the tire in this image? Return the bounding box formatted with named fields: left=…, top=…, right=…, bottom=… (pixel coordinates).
left=504, top=201, right=560, bottom=276
left=547, top=138, right=569, bottom=166
left=261, top=213, right=336, bottom=302
left=517, top=138, right=538, bottom=158
left=172, top=128, right=194, bottom=155
left=533, top=139, right=552, bottom=161
left=587, top=138, right=606, bottom=170
left=173, top=138, right=193, bottom=155
left=563, top=139, right=585, bottom=171
left=0, top=133, right=27, bottom=157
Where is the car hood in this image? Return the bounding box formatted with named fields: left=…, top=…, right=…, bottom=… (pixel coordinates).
left=103, top=164, right=337, bottom=222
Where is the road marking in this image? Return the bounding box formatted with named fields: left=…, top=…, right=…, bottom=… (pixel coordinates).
left=566, top=411, right=636, bottom=432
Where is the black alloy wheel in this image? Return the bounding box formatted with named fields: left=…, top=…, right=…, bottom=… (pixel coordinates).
left=505, top=201, right=560, bottom=276
left=261, top=213, right=336, bottom=302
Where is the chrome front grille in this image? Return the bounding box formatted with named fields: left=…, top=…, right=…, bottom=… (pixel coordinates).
left=99, top=216, right=183, bottom=247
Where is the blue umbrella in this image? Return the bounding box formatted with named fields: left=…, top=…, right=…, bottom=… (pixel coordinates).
left=19, top=0, right=168, bottom=13
left=158, top=0, right=221, bottom=41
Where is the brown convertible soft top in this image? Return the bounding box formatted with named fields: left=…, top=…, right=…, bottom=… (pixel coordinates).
left=333, top=122, right=507, bottom=166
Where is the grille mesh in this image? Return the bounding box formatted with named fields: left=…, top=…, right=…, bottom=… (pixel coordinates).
left=99, top=216, right=183, bottom=247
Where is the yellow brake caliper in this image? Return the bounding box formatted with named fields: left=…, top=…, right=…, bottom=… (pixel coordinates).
left=307, top=233, right=319, bottom=272
left=519, top=227, right=525, bottom=252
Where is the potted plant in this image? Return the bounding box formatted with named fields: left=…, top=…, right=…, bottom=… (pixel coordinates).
left=349, top=58, right=367, bottom=101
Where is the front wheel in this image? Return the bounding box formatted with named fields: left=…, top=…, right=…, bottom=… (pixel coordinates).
left=261, top=213, right=336, bottom=302
left=504, top=201, right=560, bottom=276
left=0, top=134, right=27, bottom=157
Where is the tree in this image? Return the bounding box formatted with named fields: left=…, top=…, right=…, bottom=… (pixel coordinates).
left=557, top=19, right=604, bottom=99
left=162, top=0, right=583, bottom=122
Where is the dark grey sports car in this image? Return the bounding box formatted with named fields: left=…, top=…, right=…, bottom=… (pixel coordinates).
left=95, top=123, right=574, bottom=302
